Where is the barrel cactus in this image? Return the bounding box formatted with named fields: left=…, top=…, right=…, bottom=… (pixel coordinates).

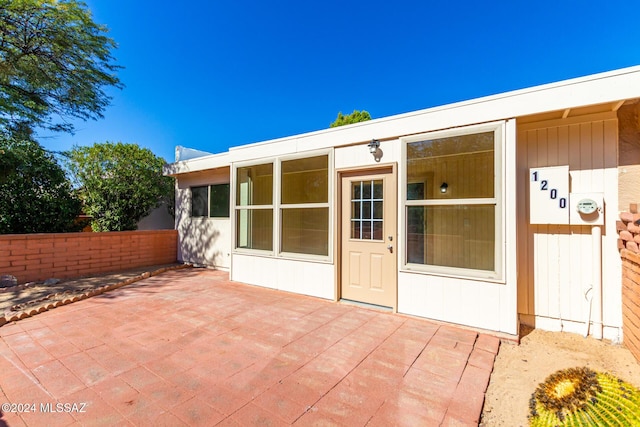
left=528, top=367, right=640, bottom=426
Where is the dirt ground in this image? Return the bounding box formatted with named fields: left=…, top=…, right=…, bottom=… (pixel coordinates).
left=480, top=325, right=640, bottom=426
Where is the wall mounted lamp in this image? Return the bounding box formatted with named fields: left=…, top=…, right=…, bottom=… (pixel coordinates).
left=368, top=139, right=380, bottom=154
left=440, top=182, right=448, bottom=194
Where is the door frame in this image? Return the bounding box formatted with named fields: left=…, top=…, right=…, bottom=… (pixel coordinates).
left=335, top=162, right=398, bottom=312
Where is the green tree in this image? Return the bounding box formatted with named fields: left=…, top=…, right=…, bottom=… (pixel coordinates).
left=0, top=134, right=83, bottom=233
left=0, top=0, right=122, bottom=134
left=67, top=142, right=174, bottom=232
left=329, top=110, right=371, bottom=128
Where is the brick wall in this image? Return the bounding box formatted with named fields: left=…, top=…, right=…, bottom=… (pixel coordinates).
left=0, top=230, right=177, bottom=284
left=618, top=203, right=640, bottom=362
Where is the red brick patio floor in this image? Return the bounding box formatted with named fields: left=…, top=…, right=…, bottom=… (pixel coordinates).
left=0, top=269, right=499, bottom=426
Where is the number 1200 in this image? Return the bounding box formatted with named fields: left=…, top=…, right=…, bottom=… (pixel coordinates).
left=531, top=172, right=567, bottom=209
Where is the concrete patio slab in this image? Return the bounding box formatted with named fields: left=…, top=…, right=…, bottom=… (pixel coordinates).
left=0, top=269, right=499, bottom=426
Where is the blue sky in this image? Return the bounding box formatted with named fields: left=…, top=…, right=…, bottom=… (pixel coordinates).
left=39, top=0, right=640, bottom=163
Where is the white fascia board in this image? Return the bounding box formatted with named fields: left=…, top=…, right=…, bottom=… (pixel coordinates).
left=169, top=65, right=640, bottom=174
left=163, top=151, right=231, bottom=176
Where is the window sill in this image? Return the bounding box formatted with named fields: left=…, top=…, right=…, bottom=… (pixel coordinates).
left=232, top=250, right=333, bottom=265
left=400, top=265, right=505, bottom=284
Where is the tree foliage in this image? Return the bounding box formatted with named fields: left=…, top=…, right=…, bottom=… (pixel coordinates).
left=329, top=110, right=371, bottom=128
left=0, top=0, right=122, bottom=134
left=67, top=142, right=174, bottom=232
left=0, top=134, right=83, bottom=233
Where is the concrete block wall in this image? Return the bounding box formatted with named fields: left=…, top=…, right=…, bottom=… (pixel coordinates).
left=618, top=203, right=640, bottom=362
left=0, top=230, right=177, bottom=284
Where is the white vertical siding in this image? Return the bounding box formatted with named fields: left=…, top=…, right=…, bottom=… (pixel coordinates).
left=517, top=113, right=621, bottom=340
left=231, top=254, right=335, bottom=300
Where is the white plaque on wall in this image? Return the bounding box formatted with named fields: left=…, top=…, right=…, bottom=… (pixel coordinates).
left=529, top=166, right=570, bottom=225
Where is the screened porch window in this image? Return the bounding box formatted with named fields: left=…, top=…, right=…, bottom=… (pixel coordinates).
left=236, top=163, right=273, bottom=251
left=280, top=155, right=329, bottom=256
left=405, top=126, right=501, bottom=278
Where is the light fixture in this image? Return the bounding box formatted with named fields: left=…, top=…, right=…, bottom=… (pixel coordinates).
left=440, top=182, right=448, bottom=193
left=367, top=139, right=380, bottom=154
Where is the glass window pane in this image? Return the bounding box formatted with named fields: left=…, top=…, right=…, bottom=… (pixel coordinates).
left=373, top=221, right=383, bottom=240
left=407, top=206, right=425, bottom=263
left=363, top=181, right=371, bottom=199
left=191, top=186, right=208, bottom=217
left=362, top=221, right=372, bottom=239
left=350, top=179, right=384, bottom=241
left=281, top=155, right=328, bottom=204
left=363, top=201, right=371, bottom=219
left=236, top=163, right=273, bottom=206
left=209, top=184, right=230, bottom=217
left=351, top=201, right=360, bottom=220
left=406, top=205, right=495, bottom=271
left=373, top=181, right=383, bottom=199
left=236, top=209, right=273, bottom=250
left=407, top=131, right=494, bottom=199
left=351, top=220, right=361, bottom=239
left=373, top=201, right=383, bottom=219
left=281, top=208, right=328, bottom=256
left=352, top=182, right=361, bottom=199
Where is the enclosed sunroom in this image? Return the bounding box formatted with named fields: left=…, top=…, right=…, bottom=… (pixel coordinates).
left=165, top=66, right=640, bottom=340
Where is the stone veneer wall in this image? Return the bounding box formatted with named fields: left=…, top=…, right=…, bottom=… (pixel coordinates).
left=0, top=230, right=177, bottom=284
left=618, top=203, right=640, bottom=362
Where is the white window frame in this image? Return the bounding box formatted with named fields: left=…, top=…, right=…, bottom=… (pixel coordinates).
left=400, top=121, right=505, bottom=282
left=231, top=149, right=334, bottom=262
left=232, top=158, right=276, bottom=256
left=190, top=183, right=231, bottom=219
left=277, top=150, right=333, bottom=261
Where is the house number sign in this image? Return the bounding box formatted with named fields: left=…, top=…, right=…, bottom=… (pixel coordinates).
left=529, top=166, right=569, bottom=225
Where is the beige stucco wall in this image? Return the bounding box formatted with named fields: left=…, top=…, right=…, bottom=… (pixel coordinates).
left=175, top=167, right=231, bottom=269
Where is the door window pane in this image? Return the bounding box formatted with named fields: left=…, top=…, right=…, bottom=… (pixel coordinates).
left=373, top=201, right=383, bottom=219
left=373, top=222, right=383, bottom=240
left=350, top=180, right=383, bottom=240
left=281, top=208, right=328, bottom=256
left=363, top=201, right=371, bottom=219
left=373, top=182, right=383, bottom=199
left=362, top=181, right=371, bottom=199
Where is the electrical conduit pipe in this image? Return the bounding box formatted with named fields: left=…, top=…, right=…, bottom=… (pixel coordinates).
left=592, top=225, right=603, bottom=340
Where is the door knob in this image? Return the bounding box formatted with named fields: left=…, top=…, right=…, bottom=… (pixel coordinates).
left=387, top=245, right=393, bottom=253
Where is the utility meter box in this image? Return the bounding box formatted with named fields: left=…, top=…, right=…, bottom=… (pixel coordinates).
left=529, top=166, right=570, bottom=225
left=570, top=193, right=604, bottom=225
